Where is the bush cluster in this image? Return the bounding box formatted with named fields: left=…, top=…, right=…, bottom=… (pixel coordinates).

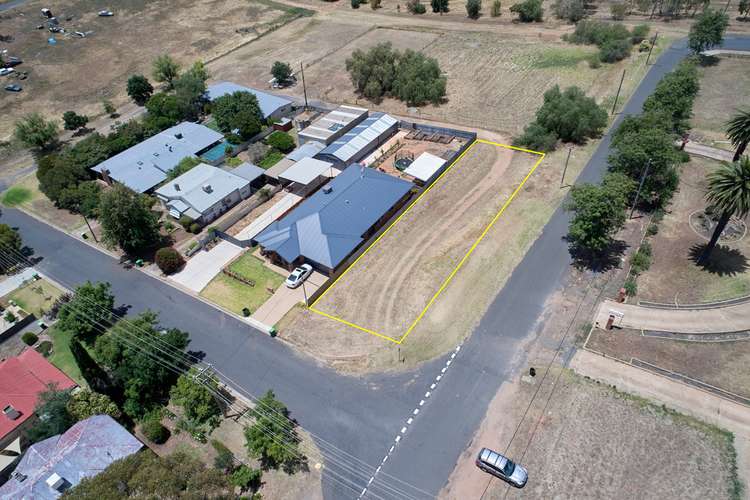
left=155, top=247, right=185, bottom=274
left=514, top=85, right=607, bottom=151
left=141, top=409, right=170, bottom=444
left=510, top=0, right=543, bottom=21
left=22, top=332, right=39, bottom=346
left=408, top=0, right=428, bottom=13
left=563, top=20, right=649, bottom=63
left=346, top=43, right=446, bottom=106
left=266, top=131, right=295, bottom=153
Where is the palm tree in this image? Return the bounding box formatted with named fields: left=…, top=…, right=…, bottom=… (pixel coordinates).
left=699, top=157, right=750, bottom=264
left=726, top=109, right=750, bottom=162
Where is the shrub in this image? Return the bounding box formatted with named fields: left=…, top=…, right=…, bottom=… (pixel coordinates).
left=179, top=215, right=194, bottom=230
left=630, top=248, right=651, bottom=274
left=564, top=20, right=630, bottom=47
left=631, top=24, right=650, bottom=44
left=189, top=222, right=201, bottom=234
left=466, top=0, right=482, bottom=18
left=352, top=0, right=361, bottom=7
left=36, top=340, right=53, bottom=357
left=553, top=0, right=586, bottom=23
left=4, top=311, right=17, bottom=323
left=491, top=0, right=502, bottom=16
left=639, top=240, right=652, bottom=257
left=231, top=465, right=262, bottom=492
left=610, top=2, right=627, bottom=20
left=22, top=332, right=39, bottom=346
left=623, top=277, right=637, bottom=296
left=646, top=223, right=659, bottom=236
left=599, top=38, right=632, bottom=63
left=510, top=0, right=543, bottom=21
left=408, top=0, right=428, bottom=13
left=371, top=0, right=381, bottom=8
left=514, top=122, right=558, bottom=151
left=266, top=131, right=295, bottom=153
left=155, top=247, right=184, bottom=274
left=588, top=56, right=601, bottom=69
left=535, top=85, right=608, bottom=143
left=141, top=410, right=170, bottom=444
left=62, top=111, right=89, bottom=131
left=212, top=440, right=235, bottom=472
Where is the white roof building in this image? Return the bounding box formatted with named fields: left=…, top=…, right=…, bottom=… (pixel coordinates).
left=279, top=157, right=335, bottom=185
left=404, top=152, right=447, bottom=184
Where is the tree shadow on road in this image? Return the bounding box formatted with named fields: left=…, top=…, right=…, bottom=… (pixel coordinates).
left=569, top=239, right=628, bottom=273
left=689, top=243, right=749, bottom=277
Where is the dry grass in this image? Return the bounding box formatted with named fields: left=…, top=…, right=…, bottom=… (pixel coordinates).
left=1, top=173, right=83, bottom=231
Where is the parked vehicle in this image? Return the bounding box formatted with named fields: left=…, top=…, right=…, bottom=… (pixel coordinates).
left=285, top=264, right=313, bottom=289
left=5, top=57, right=22, bottom=67
left=5, top=84, right=22, bottom=92
left=475, top=448, right=528, bottom=488
left=98, top=10, right=114, bottom=16
left=0, top=68, right=14, bottom=77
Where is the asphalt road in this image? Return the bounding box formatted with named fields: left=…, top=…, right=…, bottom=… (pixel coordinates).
left=2, top=36, right=749, bottom=499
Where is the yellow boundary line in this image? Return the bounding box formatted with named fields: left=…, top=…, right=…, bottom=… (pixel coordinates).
left=309, top=138, right=545, bottom=344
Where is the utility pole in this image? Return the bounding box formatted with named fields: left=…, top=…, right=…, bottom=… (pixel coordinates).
left=300, top=62, right=308, bottom=110
left=560, top=147, right=572, bottom=188
left=645, top=32, right=658, bottom=66
left=611, top=69, right=626, bottom=116
left=301, top=280, right=308, bottom=307
left=630, top=160, right=651, bottom=219
left=723, top=0, right=731, bottom=14
left=83, top=215, right=98, bottom=243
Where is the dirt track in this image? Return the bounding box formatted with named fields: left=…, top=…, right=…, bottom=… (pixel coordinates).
left=313, top=142, right=534, bottom=341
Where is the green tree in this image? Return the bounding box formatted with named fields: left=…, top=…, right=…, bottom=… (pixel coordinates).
left=170, top=369, right=222, bottom=427
left=173, top=72, right=207, bottom=122
left=346, top=43, right=399, bottom=102
left=152, top=54, right=181, bottom=89
left=212, top=91, right=265, bottom=140
left=392, top=50, right=447, bottom=106
left=62, top=451, right=231, bottom=498
left=67, top=389, right=122, bottom=421
left=610, top=1, right=627, bottom=19
left=98, top=185, right=161, bottom=254
left=57, top=181, right=101, bottom=218
left=266, top=131, right=296, bottom=153
left=0, top=223, right=22, bottom=273
left=167, top=156, right=201, bottom=180
left=57, top=281, right=115, bottom=344
left=145, top=92, right=182, bottom=128
left=231, top=465, right=262, bottom=492
left=698, top=157, right=750, bottom=263
left=211, top=440, right=235, bottom=472
left=271, top=61, right=293, bottom=84
left=431, top=0, right=449, bottom=12
left=466, top=0, right=482, bottom=18
left=62, top=111, right=89, bottom=131
left=491, top=0, right=502, bottom=16
left=726, top=109, right=750, bottom=162
left=553, top=0, right=586, bottom=22
left=245, top=390, right=303, bottom=472
left=26, top=385, right=74, bottom=443
left=95, top=311, right=189, bottom=418
left=642, top=60, right=699, bottom=132
left=14, top=113, right=59, bottom=152
left=141, top=409, right=170, bottom=443
left=70, top=338, right=115, bottom=395
left=535, top=85, right=607, bottom=143
left=155, top=247, right=185, bottom=274
left=688, top=8, right=729, bottom=54
left=514, top=122, right=559, bottom=151
left=185, top=60, right=210, bottom=83
left=510, top=0, right=543, bottom=21
left=126, top=74, right=154, bottom=105
left=566, top=172, right=633, bottom=253
left=102, top=100, right=117, bottom=117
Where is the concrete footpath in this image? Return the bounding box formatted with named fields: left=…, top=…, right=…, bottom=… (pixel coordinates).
left=595, top=298, right=750, bottom=333
left=571, top=349, right=750, bottom=494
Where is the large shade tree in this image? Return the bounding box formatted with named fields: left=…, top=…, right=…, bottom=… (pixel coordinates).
left=727, top=109, right=750, bottom=163
left=699, top=157, right=750, bottom=263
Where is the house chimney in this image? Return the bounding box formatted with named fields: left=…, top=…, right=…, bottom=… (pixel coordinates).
left=322, top=185, right=333, bottom=194
left=174, top=183, right=180, bottom=192
left=3, top=405, right=20, bottom=420
left=46, top=473, right=67, bottom=492
left=202, top=184, right=212, bottom=193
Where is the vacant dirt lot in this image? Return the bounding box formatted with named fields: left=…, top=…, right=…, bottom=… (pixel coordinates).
left=691, top=56, right=750, bottom=149
left=442, top=369, right=741, bottom=500
left=0, top=0, right=298, bottom=138
left=637, top=157, right=750, bottom=304
left=312, top=141, right=537, bottom=341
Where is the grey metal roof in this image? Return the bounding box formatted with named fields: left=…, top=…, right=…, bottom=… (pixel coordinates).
left=206, top=82, right=293, bottom=119
left=298, top=105, right=368, bottom=145
left=231, top=162, right=265, bottom=183
left=0, top=415, right=142, bottom=499
left=254, top=165, right=412, bottom=269
left=91, top=122, right=223, bottom=193
left=279, top=157, right=334, bottom=185
left=264, top=157, right=297, bottom=180
left=404, top=152, right=446, bottom=182
left=318, top=113, right=398, bottom=163
left=156, top=163, right=250, bottom=214
left=286, top=141, right=325, bottom=162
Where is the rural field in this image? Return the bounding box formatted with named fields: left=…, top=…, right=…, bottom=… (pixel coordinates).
left=312, top=142, right=540, bottom=342
left=0, top=0, right=307, bottom=139
left=443, top=369, right=742, bottom=500
left=691, top=56, right=750, bottom=149
left=279, top=132, right=597, bottom=372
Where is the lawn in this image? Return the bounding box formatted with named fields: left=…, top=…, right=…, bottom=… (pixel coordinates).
left=258, top=150, right=285, bottom=169
left=3, top=279, right=64, bottom=317
left=0, top=186, right=32, bottom=207
left=47, top=326, right=86, bottom=387
left=1, top=174, right=83, bottom=232
left=200, top=253, right=284, bottom=316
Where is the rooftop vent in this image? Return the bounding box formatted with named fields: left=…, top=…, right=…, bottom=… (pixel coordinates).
left=322, top=185, right=333, bottom=194
left=11, top=472, right=27, bottom=483
left=174, top=133, right=184, bottom=140
left=202, top=184, right=213, bottom=194
left=174, top=183, right=181, bottom=192
left=3, top=405, right=20, bottom=421
left=153, top=152, right=159, bottom=157
left=46, top=473, right=68, bottom=492
left=137, top=161, right=143, bottom=166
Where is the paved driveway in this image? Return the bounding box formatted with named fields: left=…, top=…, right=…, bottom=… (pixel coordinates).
left=251, top=270, right=326, bottom=326
left=170, top=241, right=243, bottom=292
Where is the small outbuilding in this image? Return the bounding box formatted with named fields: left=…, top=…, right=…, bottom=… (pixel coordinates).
left=403, top=152, right=447, bottom=186
left=206, top=81, right=294, bottom=121
left=316, top=113, right=398, bottom=166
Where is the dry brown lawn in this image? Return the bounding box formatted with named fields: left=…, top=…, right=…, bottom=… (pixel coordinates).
left=0, top=0, right=297, bottom=138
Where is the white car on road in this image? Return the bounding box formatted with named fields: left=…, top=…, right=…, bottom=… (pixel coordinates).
left=285, top=264, right=313, bottom=289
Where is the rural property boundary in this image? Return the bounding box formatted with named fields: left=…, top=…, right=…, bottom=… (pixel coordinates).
left=309, top=139, right=545, bottom=344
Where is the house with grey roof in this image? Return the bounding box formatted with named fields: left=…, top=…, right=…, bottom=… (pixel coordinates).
left=0, top=415, right=142, bottom=499
left=254, top=164, right=412, bottom=274
left=155, top=163, right=261, bottom=223
left=206, top=82, right=294, bottom=120
left=298, top=105, right=368, bottom=145
left=316, top=112, right=398, bottom=166
left=91, top=122, right=224, bottom=193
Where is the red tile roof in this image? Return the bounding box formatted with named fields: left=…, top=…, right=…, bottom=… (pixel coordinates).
left=0, top=349, right=77, bottom=440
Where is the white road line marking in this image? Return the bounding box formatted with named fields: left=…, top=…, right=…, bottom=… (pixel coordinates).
left=425, top=391, right=431, bottom=398
left=430, top=383, right=436, bottom=389
left=446, top=360, right=452, bottom=366
left=436, top=375, right=442, bottom=381
left=407, top=417, right=413, bottom=424
left=413, top=408, right=420, bottom=415
left=419, top=400, right=425, bottom=406
left=401, top=427, right=407, bottom=434
left=395, top=435, right=401, bottom=443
